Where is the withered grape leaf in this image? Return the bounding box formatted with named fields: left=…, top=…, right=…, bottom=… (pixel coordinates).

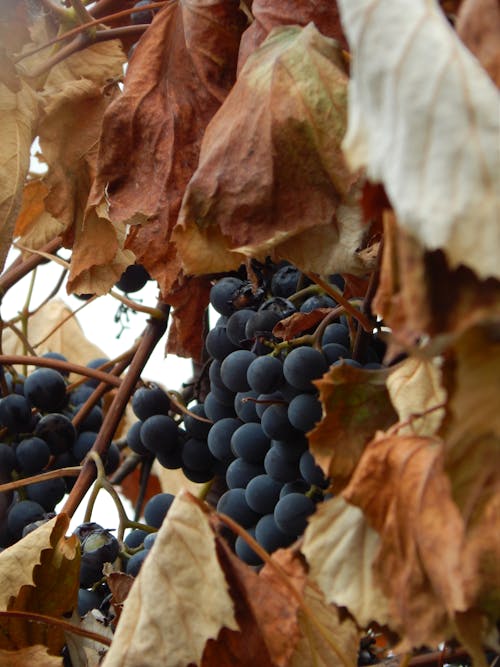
left=456, top=0, right=500, bottom=87
left=301, top=495, right=390, bottom=628
left=338, top=0, right=500, bottom=280
left=0, top=645, right=62, bottom=667
left=0, top=514, right=79, bottom=653
left=343, top=433, right=469, bottom=646
left=0, top=81, right=39, bottom=273
left=174, top=23, right=368, bottom=278
left=387, top=357, right=446, bottom=436
left=14, top=180, right=66, bottom=251
left=309, top=364, right=397, bottom=485
left=238, top=0, right=348, bottom=71
left=102, top=491, right=238, bottom=667
left=95, top=0, right=244, bottom=293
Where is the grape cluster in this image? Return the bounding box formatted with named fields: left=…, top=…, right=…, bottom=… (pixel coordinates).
left=0, top=356, right=121, bottom=549
left=200, top=262, right=386, bottom=565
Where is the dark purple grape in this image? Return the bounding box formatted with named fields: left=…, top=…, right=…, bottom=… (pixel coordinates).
left=274, top=493, right=315, bottom=536
left=0, top=443, right=16, bottom=474
left=235, top=527, right=262, bottom=566
left=41, top=352, right=69, bottom=377
left=300, top=294, right=336, bottom=313
left=7, top=500, right=46, bottom=540
left=245, top=474, right=283, bottom=515
left=220, top=350, right=256, bottom=393
left=231, top=422, right=270, bottom=463
left=126, top=549, right=149, bottom=576
left=78, top=587, right=104, bottom=616
left=126, top=421, right=149, bottom=456
left=204, top=392, right=236, bottom=421
left=140, top=415, right=179, bottom=456
left=322, top=343, right=350, bottom=365
left=271, top=265, right=301, bottom=297
left=225, top=458, right=263, bottom=489
left=260, top=404, right=300, bottom=440
left=255, top=513, right=295, bottom=552
left=181, top=438, right=215, bottom=472
left=144, top=492, right=175, bottom=528
left=233, top=390, right=259, bottom=423
left=299, top=451, right=329, bottom=488
left=183, top=404, right=211, bottom=440
left=115, top=263, right=150, bottom=293
left=210, top=277, right=245, bottom=316
left=321, top=323, right=350, bottom=349
left=26, top=477, right=66, bottom=511
left=288, top=394, right=322, bottom=432
left=226, top=309, right=255, bottom=347
left=132, top=385, right=170, bottom=421
left=246, top=355, right=284, bottom=394
left=207, top=418, right=241, bottom=462
left=0, top=394, right=32, bottom=433
left=24, top=368, right=67, bottom=412
left=205, top=326, right=239, bottom=361
left=15, top=437, right=51, bottom=474
left=216, top=488, right=260, bottom=527
left=124, top=529, right=148, bottom=549
left=283, top=347, right=328, bottom=391
left=34, top=413, right=76, bottom=455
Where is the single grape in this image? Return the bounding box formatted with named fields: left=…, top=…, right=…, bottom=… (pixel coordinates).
left=205, top=326, right=239, bottom=361
left=24, top=368, right=67, bottom=412
left=225, top=458, right=263, bottom=489
left=26, top=478, right=67, bottom=512
left=207, top=418, right=241, bottom=462
left=299, top=294, right=336, bottom=313
left=7, top=500, right=46, bottom=540
left=235, top=527, right=262, bottom=566
left=220, top=350, right=256, bottom=393
left=204, top=392, right=236, bottom=421
left=124, top=529, right=149, bottom=549
left=15, top=437, right=51, bottom=475
left=273, top=493, right=315, bottom=536
left=299, top=450, right=329, bottom=488
left=183, top=404, right=211, bottom=440
left=132, top=385, right=170, bottom=421
left=226, top=309, right=255, bottom=347
left=126, top=420, right=149, bottom=456
left=34, top=413, right=76, bottom=455
left=115, top=263, right=150, bottom=292
left=144, top=492, right=175, bottom=528
left=140, top=415, right=179, bottom=456
left=260, top=404, right=300, bottom=440
left=321, top=323, right=350, bottom=349
left=230, top=422, right=270, bottom=463
left=287, top=394, right=322, bottom=432
left=126, top=549, right=149, bottom=576
left=210, top=277, right=245, bottom=316
left=233, top=390, right=259, bottom=423
left=0, top=394, right=32, bottom=433
left=246, top=355, right=284, bottom=394
left=216, top=488, right=260, bottom=527
left=245, top=474, right=283, bottom=515
left=283, top=347, right=328, bottom=391
left=255, top=513, right=295, bottom=552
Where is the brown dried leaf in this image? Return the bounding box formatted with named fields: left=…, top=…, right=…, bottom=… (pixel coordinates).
left=440, top=325, right=500, bottom=621
left=0, top=514, right=80, bottom=653
left=0, top=645, right=62, bottom=667
left=0, top=81, right=39, bottom=272
left=343, top=434, right=468, bottom=645
left=96, top=0, right=244, bottom=296
left=105, top=572, right=135, bottom=627
left=202, top=533, right=302, bottom=667
left=309, top=364, right=397, bottom=485
left=238, top=0, right=348, bottom=71
left=14, top=180, right=66, bottom=250
left=102, top=491, right=238, bottom=667
left=373, top=212, right=500, bottom=349
left=272, top=309, right=333, bottom=341
left=387, top=357, right=446, bottom=436
left=301, top=495, right=390, bottom=628
left=174, top=23, right=367, bottom=278
left=456, top=0, right=500, bottom=86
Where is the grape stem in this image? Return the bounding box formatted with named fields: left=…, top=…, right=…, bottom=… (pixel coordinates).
left=0, top=467, right=82, bottom=493
left=0, top=610, right=112, bottom=646
left=0, top=237, right=62, bottom=296
left=62, top=301, right=170, bottom=519
left=0, top=354, right=122, bottom=387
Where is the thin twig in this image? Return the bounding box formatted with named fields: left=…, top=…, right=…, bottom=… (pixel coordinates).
left=0, top=237, right=62, bottom=296
left=62, top=302, right=170, bottom=518
left=0, top=354, right=122, bottom=386
left=0, top=467, right=82, bottom=493
left=0, top=610, right=112, bottom=646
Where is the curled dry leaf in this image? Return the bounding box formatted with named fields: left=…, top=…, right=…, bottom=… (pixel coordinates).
left=301, top=495, right=390, bottom=628
left=174, top=23, right=368, bottom=278
left=343, top=434, right=469, bottom=646
left=309, top=364, right=397, bottom=485
left=201, top=532, right=301, bottom=667
left=0, top=81, right=39, bottom=273
left=93, top=0, right=244, bottom=355
left=102, top=491, right=238, bottom=667
left=338, top=0, right=500, bottom=280
left=238, top=0, right=348, bottom=71
left=0, top=513, right=80, bottom=654
left=456, top=0, right=500, bottom=86
left=0, top=645, right=62, bottom=667
left=440, top=325, right=500, bottom=623
left=372, top=211, right=500, bottom=348
left=386, top=357, right=446, bottom=436
left=14, top=181, right=66, bottom=251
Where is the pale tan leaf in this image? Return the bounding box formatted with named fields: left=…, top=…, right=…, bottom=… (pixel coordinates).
left=301, top=495, right=390, bottom=628
left=0, top=81, right=38, bottom=272
left=0, top=645, right=62, bottom=667
left=2, top=299, right=106, bottom=375
left=289, top=578, right=360, bottom=667
left=387, top=358, right=446, bottom=436
left=14, top=180, right=66, bottom=250
left=0, top=516, right=61, bottom=611
left=456, top=0, right=500, bottom=87
left=338, top=0, right=500, bottom=280
left=102, top=491, right=238, bottom=667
